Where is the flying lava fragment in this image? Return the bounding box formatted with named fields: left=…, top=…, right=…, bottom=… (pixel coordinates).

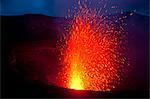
left=56, top=0, right=129, bottom=91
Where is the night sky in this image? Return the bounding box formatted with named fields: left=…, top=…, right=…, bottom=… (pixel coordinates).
left=1, top=0, right=149, bottom=17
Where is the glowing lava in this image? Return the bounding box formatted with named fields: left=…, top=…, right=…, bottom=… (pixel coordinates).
left=56, top=0, right=129, bottom=91
left=69, top=70, right=83, bottom=90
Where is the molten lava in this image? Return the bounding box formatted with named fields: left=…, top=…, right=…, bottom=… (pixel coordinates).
left=69, top=70, right=83, bottom=90
left=56, top=0, right=129, bottom=91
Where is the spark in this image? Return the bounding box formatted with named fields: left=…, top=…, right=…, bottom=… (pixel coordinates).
left=56, top=0, right=130, bottom=91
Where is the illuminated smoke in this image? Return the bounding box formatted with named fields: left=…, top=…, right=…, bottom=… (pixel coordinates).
left=56, top=0, right=130, bottom=91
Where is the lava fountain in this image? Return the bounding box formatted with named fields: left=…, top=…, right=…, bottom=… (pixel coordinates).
left=56, top=0, right=129, bottom=91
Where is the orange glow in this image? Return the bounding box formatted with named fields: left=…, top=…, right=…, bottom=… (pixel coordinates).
left=56, top=0, right=129, bottom=91
left=69, top=70, right=83, bottom=90
left=58, top=16, right=118, bottom=91
left=67, top=52, right=84, bottom=90
left=70, top=76, right=83, bottom=90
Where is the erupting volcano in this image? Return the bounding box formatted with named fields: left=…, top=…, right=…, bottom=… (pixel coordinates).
left=56, top=0, right=129, bottom=91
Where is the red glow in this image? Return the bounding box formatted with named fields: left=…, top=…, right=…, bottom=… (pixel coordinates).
left=56, top=0, right=129, bottom=91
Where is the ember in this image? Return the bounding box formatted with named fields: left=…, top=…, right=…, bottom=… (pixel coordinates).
left=56, top=0, right=129, bottom=91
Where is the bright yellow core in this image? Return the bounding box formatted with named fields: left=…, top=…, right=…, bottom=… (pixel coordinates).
left=69, top=71, right=83, bottom=90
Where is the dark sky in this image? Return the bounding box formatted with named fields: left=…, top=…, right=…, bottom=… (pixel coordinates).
left=1, top=0, right=149, bottom=16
